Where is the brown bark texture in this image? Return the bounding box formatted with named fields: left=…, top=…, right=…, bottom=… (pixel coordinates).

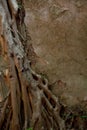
left=0, top=0, right=87, bottom=130
left=0, top=0, right=65, bottom=130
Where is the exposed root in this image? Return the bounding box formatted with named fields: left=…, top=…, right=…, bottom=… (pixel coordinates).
left=0, top=0, right=87, bottom=130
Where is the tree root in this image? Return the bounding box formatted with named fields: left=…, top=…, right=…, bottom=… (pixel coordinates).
left=0, top=0, right=87, bottom=130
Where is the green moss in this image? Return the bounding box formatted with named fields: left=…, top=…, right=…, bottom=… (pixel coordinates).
left=39, top=73, right=49, bottom=80
left=18, top=2, right=23, bottom=9
left=26, top=128, right=33, bottom=130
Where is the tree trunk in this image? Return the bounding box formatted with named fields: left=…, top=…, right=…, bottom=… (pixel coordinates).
left=0, top=0, right=65, bottom=130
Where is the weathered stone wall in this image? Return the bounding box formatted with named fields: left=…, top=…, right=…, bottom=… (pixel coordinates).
left=25, top=0, right=87, bottom=103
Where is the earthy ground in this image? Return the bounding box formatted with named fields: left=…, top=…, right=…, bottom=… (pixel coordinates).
left=25, top=0, right=87, bottom=106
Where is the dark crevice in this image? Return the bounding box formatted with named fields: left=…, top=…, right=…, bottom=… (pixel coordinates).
left=6, top=0, right=12, bottom=18
left=42, top=79, right=46, bottom=85
left=15, top=65, right=22, bottom=92
left=20, top=100, right=25, bottom=128
left=32, top=74, right=39, bottom=81
left=43, top=91, right=56, bottom=108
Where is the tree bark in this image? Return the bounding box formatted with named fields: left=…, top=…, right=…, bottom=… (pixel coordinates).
left=0, top=0, right=65, bottom=130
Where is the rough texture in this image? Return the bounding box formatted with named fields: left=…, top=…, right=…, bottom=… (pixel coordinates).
left=0, top=1, right=66, bottom=130
left=0, top=1, right=87, bottom=130
left=25, top=0, right=87, bottom=103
